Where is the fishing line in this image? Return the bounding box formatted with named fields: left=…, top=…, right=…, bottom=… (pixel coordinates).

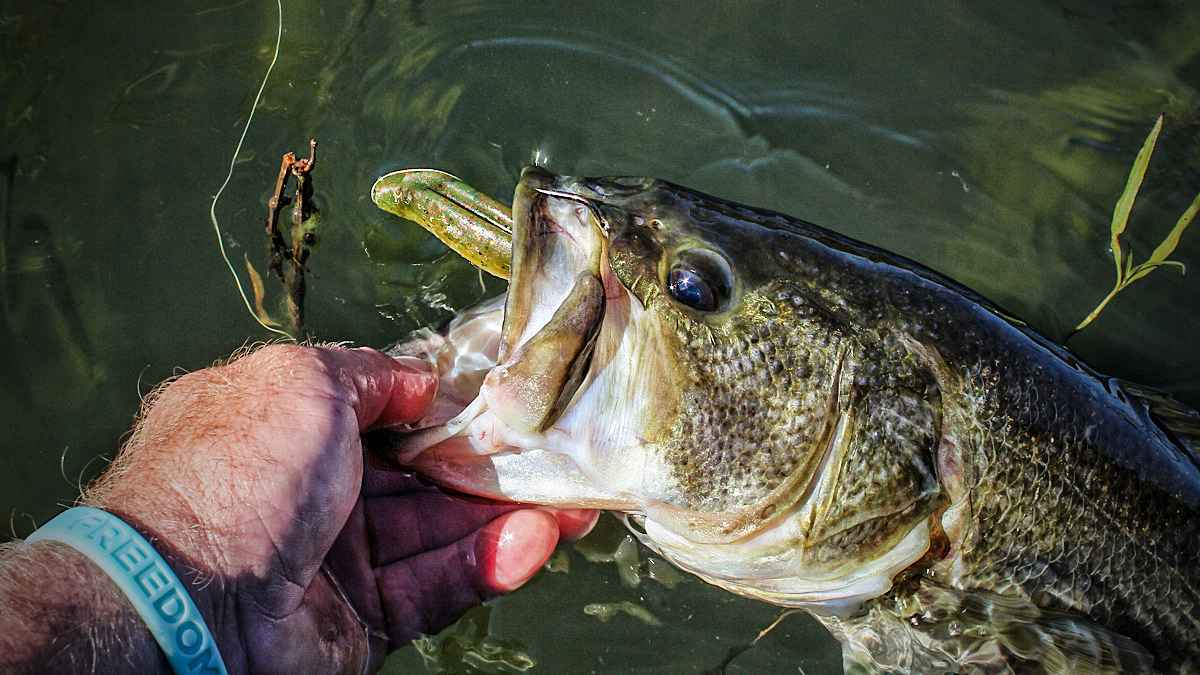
left=208, top=0, right=294, bottom=340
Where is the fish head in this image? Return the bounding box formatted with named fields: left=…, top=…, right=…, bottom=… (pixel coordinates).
left=397, top=166, right=943, bottom=614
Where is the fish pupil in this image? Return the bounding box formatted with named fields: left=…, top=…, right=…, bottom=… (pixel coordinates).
left=668, top=268, right=715, bottom=310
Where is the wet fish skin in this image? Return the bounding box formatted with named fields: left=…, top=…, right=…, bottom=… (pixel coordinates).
left=641, top=176, right=1200, bottom=672
left=600, top=172, right=1200, bottom=667
left=391, top=167, right=1200, bottom=673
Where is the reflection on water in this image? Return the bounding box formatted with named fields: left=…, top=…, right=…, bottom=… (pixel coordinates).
left=2, top=0, right=1198, bottom=672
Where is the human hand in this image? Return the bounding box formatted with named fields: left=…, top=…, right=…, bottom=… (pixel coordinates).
left=84, top=344, right=596, bottom=673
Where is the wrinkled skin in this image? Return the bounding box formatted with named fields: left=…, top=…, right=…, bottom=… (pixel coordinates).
left=385, top=167, right=1200, bottom=673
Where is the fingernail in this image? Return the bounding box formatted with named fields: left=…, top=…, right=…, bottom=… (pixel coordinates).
left=479, top=510, right=558, bottom=591
left=552, top=509, right=600, bottom=543
left=391, top=355, right=436, bottom=376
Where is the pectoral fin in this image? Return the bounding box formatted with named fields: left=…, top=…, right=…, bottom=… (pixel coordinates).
left=825, top=579, right=1153, bottom=674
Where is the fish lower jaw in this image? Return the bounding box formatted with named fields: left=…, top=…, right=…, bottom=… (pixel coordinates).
left=402, top=404, right=642, bottom=509
left=408, top=444, right=641, bottom=510
left=637, top=519, right=933, bottom=618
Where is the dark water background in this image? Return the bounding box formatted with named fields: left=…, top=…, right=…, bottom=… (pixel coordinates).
left=2, top=0, right=1198, bottom=672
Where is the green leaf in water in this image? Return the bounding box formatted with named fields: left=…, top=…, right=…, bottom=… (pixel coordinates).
left=583, top=600, right=663, bottom=627
left=1108, top=116, right=1162, bottom=278
left=411, top=605, right=536, bottom=673
left=1074, top=115, right=1197, bottom=333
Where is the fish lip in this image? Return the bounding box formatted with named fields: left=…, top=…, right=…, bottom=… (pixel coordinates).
left=530, top=186, right=610, bottom=237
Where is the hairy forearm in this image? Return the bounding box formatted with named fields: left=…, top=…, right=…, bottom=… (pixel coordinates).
left=0, top=539, right=168, bottom=674
left=0, top=345, right=463, bottom=674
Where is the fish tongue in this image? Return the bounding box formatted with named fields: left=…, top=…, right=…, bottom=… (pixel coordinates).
left=487, top=179, right=608, bottom=434
left=500, top=186, right=605, bottom=361
left=483, top=270, right=605, bottom=433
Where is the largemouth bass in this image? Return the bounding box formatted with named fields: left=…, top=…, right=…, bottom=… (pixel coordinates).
left=374, top=166, right=1200, bottom=673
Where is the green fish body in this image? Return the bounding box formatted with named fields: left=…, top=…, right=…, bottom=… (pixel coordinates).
left=387, top=167, right=1200, bottom=673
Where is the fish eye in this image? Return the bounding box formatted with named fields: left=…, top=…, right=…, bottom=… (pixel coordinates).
left=667, top=248, right=733, bottom=312
left=668, top=269, right=713, bottom=310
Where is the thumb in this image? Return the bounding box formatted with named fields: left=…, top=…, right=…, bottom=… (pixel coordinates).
left=373, top=508, right=560, bottom=643
left=317, top=347, right=439, bottom=429
left=475, top=509, right=561, bottom=592
left=375, top=355, right=439, bottom=427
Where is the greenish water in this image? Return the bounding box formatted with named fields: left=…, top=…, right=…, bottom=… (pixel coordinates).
left=2, top=0, right=1198, bottom=672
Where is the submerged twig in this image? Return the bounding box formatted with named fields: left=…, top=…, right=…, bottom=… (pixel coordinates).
left=703, top=608, right=805, bottom=674
left=255, top=139, right=320, bottom=335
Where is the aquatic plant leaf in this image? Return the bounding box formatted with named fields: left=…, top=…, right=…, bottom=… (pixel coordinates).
left=1073, top=116, right=1196, bottom=333
left=583, top=600, right=663, bottom=626
left=412, top=605, right=536, bottom=673
left=244, top=254, right=282, bottom=328
left=1142, top=191, right=1199, bottom=269
left=1108, top=116, right=1162, bottom=276
left=1125, top=259, right=1184, bottom=285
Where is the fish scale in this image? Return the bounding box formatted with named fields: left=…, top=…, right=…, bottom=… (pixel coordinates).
left=923, top=334, right=1200, bottom=672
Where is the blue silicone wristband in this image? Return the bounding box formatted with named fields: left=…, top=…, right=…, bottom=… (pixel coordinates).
left=26, top=506, right=229, bottom=675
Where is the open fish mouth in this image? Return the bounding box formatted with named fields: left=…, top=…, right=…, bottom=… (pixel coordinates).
left=389, top=167, right=647, bottom=510
left=489, top=174, right=611, bottom=433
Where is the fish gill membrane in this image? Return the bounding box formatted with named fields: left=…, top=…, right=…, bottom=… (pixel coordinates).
left=371, top=165, right=1200, bottom=674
